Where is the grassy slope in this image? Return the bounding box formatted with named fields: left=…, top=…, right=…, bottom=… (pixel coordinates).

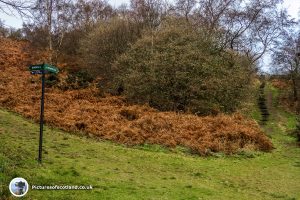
left=0, top=85, right=300, bottom=200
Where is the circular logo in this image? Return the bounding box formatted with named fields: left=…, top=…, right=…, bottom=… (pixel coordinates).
left=9, top=177, right=29, bottom=197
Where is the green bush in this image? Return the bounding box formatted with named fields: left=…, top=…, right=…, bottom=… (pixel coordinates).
left=79, top=18, right=141, bottom=86
left=113, top=20, right=253, bottom=115
left=45, top=74, right=60, bottom=87
left=65, top=70, right=94, bottom=89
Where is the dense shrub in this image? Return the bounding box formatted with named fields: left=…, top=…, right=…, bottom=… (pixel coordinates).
left=113, top=20, right=253, bottom=115
left=22, top=24, right=48, bottom=48
left=65, top=70, right=94, bottom=89
left=80, top=18, right=141, bottom=84
left=45, top=74, right=60, bottom=87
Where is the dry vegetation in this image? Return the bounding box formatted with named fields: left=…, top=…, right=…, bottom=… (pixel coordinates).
left=0, top=38, right=273, bottom=155
left=270, top=79, right=290, bottom=90
left=270, top=78, right=298, bottom=111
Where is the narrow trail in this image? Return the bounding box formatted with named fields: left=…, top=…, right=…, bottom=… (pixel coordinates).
left=258, top=82, right=270, bottom=125
left=266, top=86, right=278, bottom=121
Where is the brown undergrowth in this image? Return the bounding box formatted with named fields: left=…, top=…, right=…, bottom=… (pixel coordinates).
left=0, top=38, right=273, bottom=155
left=270, top=78, right=298, bottom=112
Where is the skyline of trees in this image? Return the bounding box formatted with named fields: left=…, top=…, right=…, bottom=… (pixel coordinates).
left=0, top=0, right=298, bottom=70
left=0, top=0, right=299, bottom=114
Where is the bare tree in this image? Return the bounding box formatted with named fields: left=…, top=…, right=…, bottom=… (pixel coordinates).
left=188, top=0, right=291, bottom=65
left=130, top=0, right=169, bottom=29
left=0, top=19, right=9, bottom=37
left=272, top=32, right=300, bottom=102
left=28, top=0, right=54, bottom=62
left=70, top=0, right=114, bottom=30
left=46, top=0, right=53, bottom=62
left=241, top=1, right=291, bottom=64
left=199, top=0, right=234, bottom=30
left=0, top=0, right=33, bottom=16
left=175, top=0, right=196, bottom=21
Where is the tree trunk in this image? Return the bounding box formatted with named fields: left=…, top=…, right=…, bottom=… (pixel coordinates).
left=292, top=77, right=298, bottom=102
left=47, top=0, right=53, bottom=64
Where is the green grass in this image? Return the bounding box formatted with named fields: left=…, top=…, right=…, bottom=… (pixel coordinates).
left=266, top=82, right=281, bottom=108
left=264, top=83, right=297, bottom=131
left=1, top=88, right=300, bottom=200
left=239, top=81, right=262, bottom=123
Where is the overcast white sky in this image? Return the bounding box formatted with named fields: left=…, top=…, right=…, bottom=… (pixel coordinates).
left=283, top=0, right=300, bottom=19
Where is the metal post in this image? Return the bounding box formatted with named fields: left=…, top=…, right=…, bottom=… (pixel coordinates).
left=38, top=65, right=45, bottom=163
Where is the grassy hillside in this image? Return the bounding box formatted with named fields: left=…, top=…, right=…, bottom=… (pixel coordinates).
left=0, top=103, right=300, bottom=200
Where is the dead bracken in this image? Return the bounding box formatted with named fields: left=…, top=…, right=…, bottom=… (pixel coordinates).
left=0, top=38, right=273, bottom=155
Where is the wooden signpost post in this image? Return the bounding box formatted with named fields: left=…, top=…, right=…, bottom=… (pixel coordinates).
left=29, top=63, right=59, bottom=163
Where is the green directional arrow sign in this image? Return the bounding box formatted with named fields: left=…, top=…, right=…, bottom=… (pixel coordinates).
left=44, top=64, right=59, bottom=74
left=29, top=64, right=44, bottom=71
left=29, top=63, right=59, bottom=74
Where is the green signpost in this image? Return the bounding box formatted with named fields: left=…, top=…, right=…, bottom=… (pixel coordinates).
left=44, top=64, right=59, bottom=74
left=29, top=63, right=59, bottom=74
left=29, top=65, right=43, bottom=71
left=29, top=63, right=59, bottom=163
